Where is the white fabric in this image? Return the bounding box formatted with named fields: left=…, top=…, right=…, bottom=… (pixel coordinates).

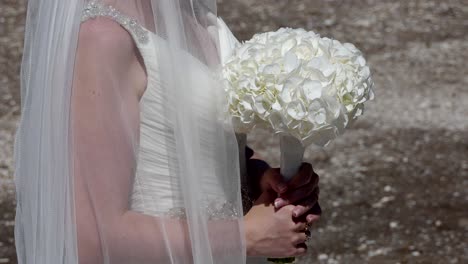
left=95, top=14, right=231, bottom=215
left=14, top=0, right=246, bottom=263
left=217, top=17, right=240, bottom=65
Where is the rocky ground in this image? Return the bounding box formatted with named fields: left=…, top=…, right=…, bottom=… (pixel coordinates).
left=1, top=0, right=467, bottom=263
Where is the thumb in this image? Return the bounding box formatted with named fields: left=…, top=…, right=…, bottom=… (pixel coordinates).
left=261, top=168, right=288, bottom=194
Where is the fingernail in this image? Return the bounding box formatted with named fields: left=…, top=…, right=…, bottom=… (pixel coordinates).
left=293, top=208, right=302, bottom=217
left=307, top=215, right=317, bottom=222
left=277, top=183, right=288, bottom=193
left=274, top=198, right=287, bottom=208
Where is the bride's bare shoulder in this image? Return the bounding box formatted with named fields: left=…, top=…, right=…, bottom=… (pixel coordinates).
left=76, top=18, right=147, bottom=98
left=78, top=18, right=136, bottom=64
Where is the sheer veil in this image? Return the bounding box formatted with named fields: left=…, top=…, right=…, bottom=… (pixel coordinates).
left=14, top=0, right=245, bottom=263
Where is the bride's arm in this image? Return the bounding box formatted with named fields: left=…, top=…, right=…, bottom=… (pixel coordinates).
left=73, top=20, right=250, bottom=263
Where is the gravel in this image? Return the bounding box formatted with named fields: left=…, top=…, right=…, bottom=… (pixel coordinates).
left=1, top=0, right=467, bottom=263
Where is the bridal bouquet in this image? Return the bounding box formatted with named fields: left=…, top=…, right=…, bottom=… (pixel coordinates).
left=223, top=27, right=374, bottom=145
left=222, top=27, right=374, bottom=263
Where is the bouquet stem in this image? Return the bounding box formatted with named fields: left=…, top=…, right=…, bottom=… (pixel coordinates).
left=268, top=135, right=305, bottom=264
left=279, top=135, right=305, bottom=181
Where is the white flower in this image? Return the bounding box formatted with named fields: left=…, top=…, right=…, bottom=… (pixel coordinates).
left=223, top=28, right=374, bottom=146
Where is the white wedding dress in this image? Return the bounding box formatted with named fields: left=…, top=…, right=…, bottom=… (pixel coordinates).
left=82, top=2, right=243, bottom=217
left=82, top=3, right=273, bottom=263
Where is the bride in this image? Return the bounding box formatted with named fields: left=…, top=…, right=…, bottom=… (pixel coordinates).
left=14, top=0, right=321, bottom=263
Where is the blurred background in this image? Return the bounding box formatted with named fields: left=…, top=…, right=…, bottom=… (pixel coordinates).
left=1, top=0, right=467, bottom=263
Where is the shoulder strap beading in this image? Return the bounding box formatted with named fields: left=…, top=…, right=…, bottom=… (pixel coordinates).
left=82, top=1, right=150, bottom=44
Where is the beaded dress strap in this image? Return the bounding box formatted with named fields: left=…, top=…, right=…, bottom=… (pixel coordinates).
left=82, top=1, right=150, bottom=45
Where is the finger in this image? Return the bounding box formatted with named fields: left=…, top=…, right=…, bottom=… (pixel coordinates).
left=262, top=168, right=288, bottom=195
left=292, top=244, right=308, bottom=257
left=281, top=245, right=308, bottom=258
left=286, top=163, right=319, bottom=191
left=281, top=181, right=319, bottom=206
left=292, top=222, right=307, bottom=232
left=285, top=163, right=313, bottom=190
left=259, top=168, right=291, bottom=210
left=291, top=188, right=319, bottom=217
left=292, top=233, right=307, bottom=246
left=275, top=189, right=310, bottom=209
left=275, top=166, right=318, bottom=208
left=306, top=203, right=322, bottom=223
left=280, top=188, right=310, bottom=206
left=306, top=214, right=320, bottom=223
